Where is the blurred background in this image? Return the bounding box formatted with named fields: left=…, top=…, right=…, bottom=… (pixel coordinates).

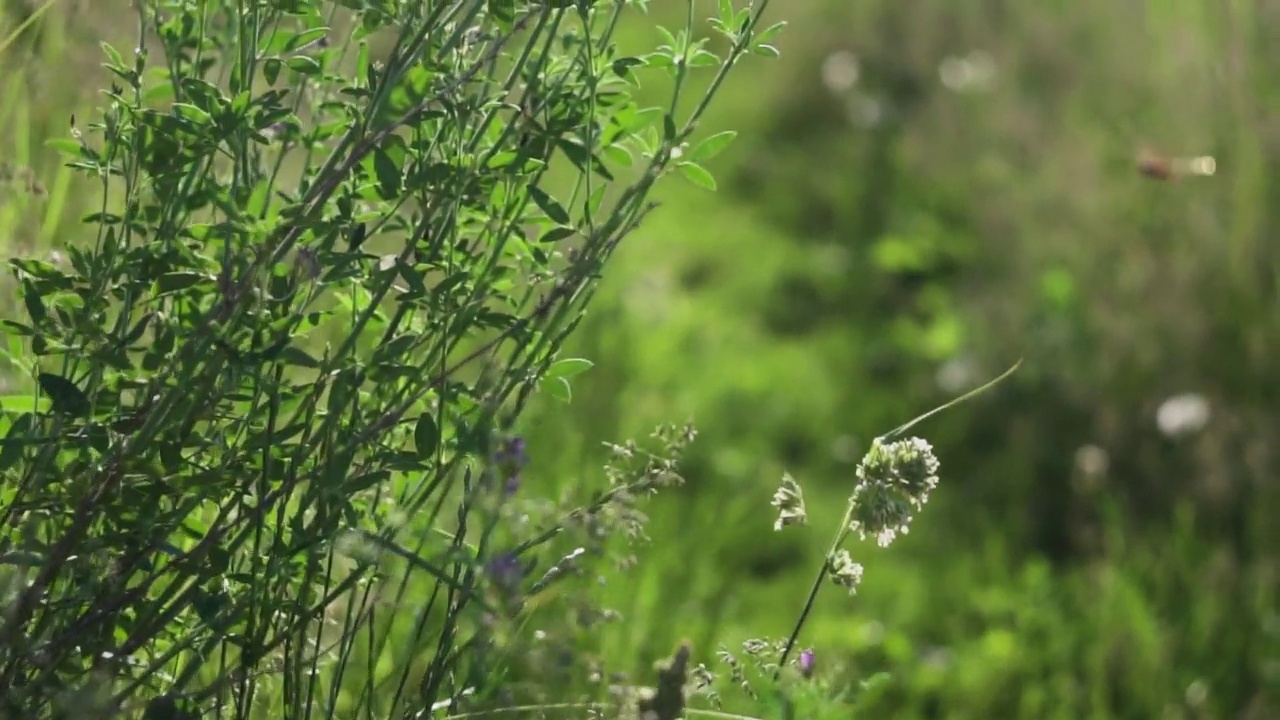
left=1, top=0, right=1276, bottom=718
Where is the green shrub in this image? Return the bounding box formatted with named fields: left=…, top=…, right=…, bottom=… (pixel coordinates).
left=0, top=0, right=782, bottom=717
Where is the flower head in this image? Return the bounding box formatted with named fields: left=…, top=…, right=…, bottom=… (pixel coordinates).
left=493, top=435, right=529, bottom=496
left=770, top=472, right=808, bottom=531
left=486, top=551, right=526, bottom=594
left=890, top=437, right=941, bottom=502
left=797, top=648, right=816, bottom=678
left=1156, top=392, right=1210, bottom=438
left=848, top=437, right=940, bottom=547
left=827, top=549, right=864, bottom=595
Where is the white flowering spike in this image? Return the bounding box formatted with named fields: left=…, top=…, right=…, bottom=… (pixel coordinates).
left=827, top=549, right=864, bottom=595
left=771, top=472, right=808, bottom=531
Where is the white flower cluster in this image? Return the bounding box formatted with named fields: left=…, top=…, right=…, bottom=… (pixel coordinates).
left=848, top=437, right=941, bottom=547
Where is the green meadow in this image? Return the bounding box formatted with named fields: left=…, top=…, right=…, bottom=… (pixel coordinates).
left=0, top=0, right=1274, bottom=719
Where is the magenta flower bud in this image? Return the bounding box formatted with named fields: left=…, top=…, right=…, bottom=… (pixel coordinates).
left=798, top=648, right=816, bottom=678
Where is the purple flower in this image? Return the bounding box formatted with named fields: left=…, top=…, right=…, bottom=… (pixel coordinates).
left=485, top=551, right=525, bottom=593
left=494, top=435, right=529, bottom=496
left=798, top=648, right=816, bottom=679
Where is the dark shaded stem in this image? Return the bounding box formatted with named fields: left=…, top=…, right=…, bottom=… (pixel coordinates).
left=774, top=511, right=852, bottom=680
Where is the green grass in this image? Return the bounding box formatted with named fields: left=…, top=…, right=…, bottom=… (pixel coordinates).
left=1, top=0, right=1276, bottom=718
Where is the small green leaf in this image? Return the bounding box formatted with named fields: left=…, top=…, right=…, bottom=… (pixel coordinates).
left=689, top=49, right=720, bottom=68
left=44, top=138, right=85, bottom=158
left=284, top=28, right=329, bottom=53
left=487, top=151, right=519, bottom=170
left=347, top=469, right=391, bottom=492
left=555, top=139, right=614, bottom=181
left=286, top=55, right=321, bottom=75
left=372, top=147, right=402, bottom=200
left=689, top=130, right=737, bottom=163
left=646, top=52, right=675, bottom=72
left=538, top=226, right=575, bottom=243
left=156, top=272, right=213, bottom=294
left=414, top=413, right=439, bottom=459
left=348, top=222, right=367, bottom=249
left=528, top=186, right=571, bottom=224
left=143, top=694, right=193, bottom=720
left=0, top=550, right=44, bottom=567
left=585, top=184, right=607, bottom=218
left=544, top=376, right=572, bottom=403
left=610, top=57, right=644, bottom=79
left=279, top=346, right=320, bottom=368
left=38, top=373, right=90, bottom=417
left=678, top=161, right=717, bottom=191
left=264, top=57, right=281, bottom=84
left=21, top=281, right=46, bottom=327
left=144, top=83, right=175, bottom=104
left=756, top=21, right=789, bottom=45
left=172, top=103, right=212, bottom=125
left=488, top=0, right=516, bottom=26
left=123, top=313, right=153, bottom=346
left=547, top=358, right=593, bottom=379
left=0, top=413, right=34, bottom=471
left=602, top=141, right=633, bottom=167
left=100, top=42, right=125, bottom=69
left=718, top=0, right=735, bottom=26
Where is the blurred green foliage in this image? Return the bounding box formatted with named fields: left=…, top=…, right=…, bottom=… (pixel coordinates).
left=1, top=0, right=1276, bottom=718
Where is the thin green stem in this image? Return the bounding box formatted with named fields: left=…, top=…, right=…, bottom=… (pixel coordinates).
left=774, top=359, right=1022, bottom=678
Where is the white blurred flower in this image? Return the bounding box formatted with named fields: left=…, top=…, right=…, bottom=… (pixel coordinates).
left=1156, top=393, right=1211, bottom=438
left=830, top=434, right=860, bottom=463
left=846, top=95, right=886, bottom=128
left=821, top=50, right=860, bottom=93
left=935, top=355, right=979, bottom=394
left=939, top=50, right=997, bottom=93
left=1073, top=444, right=1109, bottom=477
left=1185, top=679, right=1209, bottom=708
left=921, top=646, right=952, bottom=671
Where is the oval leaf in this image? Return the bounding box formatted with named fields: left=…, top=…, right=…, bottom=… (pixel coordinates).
left=543, top=376, right=572, bottom=403
left=689, top=130, right=737, bottom=162
left=414, top=413, right=439, bottom=459
left=678, top=161, right=717, bottom=191
left=546, top=358, right=594, bottom=379
left=38, top=373, right=90, bottom=417
left=528, top=186, right=571, bottom=224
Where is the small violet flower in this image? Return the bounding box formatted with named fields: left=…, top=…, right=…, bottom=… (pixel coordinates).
left=485, top=551, right=525, bottom=594
left=493, top=435, right=529, bottom=496
left=798, top=648, right=816, bottom=679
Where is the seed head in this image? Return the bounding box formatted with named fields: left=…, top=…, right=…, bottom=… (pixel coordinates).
left=848, top=437, right=940, bottom=547
left=827, top=549, right=864, bottom=595
left=770, top=472, right=808, bottom=531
